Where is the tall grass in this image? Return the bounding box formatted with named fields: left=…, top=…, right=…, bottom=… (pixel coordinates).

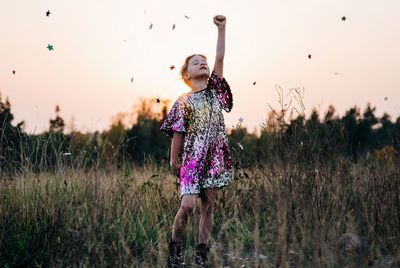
left=1, top=158, right=399, bottom=267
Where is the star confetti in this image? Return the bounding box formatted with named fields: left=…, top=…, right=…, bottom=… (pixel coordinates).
left=149, top=23, right=153, bottom=30
left=238, top=117, right=244, bottom=123
left=253, top=82, right=256, bottom=85
left=46, top=10, right=51, bottom=17
left=184, top=15, right=190, bottom=19
left=170, top=65, right=175, bottom=70
left=47, top=44, right=54, bottom=51
left=12, top=70, right=16, bottom=75
left=308, top=54, right=312, bottom=59
left=341, top=16, right=347, bottom=21
left=156, top=98, right=161, bottom=103
left=172, top=24, right=176, bottom=30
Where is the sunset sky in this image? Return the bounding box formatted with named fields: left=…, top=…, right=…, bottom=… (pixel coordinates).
left=1, top=0, right=399, bottom=135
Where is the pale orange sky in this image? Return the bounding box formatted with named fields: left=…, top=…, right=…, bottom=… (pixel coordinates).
left=1, top=0, right=399, bottom=134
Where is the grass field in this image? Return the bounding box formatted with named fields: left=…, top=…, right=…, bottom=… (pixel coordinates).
left=1, top=157, right=399, bottom=267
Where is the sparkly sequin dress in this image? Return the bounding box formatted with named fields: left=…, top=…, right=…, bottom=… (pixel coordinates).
left=160, top=71, right=233, bottom=196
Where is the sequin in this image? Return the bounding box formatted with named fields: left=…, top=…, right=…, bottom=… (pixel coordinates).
left=160, top=71, right=233, bottom=196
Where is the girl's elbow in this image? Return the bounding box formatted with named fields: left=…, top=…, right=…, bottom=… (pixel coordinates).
left=224, top=105, right=232, bottom=113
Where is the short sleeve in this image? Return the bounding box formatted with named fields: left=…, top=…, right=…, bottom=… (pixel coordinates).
left=207, top=70, right=233, bottom=112
left=160, top=97, right=188, bottom=138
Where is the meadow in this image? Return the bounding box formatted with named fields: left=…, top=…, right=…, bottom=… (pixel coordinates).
left=1, top=156, right=399, bottom=267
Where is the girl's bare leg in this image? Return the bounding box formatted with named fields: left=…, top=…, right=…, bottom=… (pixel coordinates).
left=198, top=188, right=218, bottom=244
left=172, top=195, right=197, bottom=242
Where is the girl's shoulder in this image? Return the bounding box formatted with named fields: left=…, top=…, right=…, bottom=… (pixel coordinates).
left=179, top=91, right=196, bottom=102
left=208, top=70, right=227, bottom=86
left=171, top=94, right=190, bottom=108
left=208, top=70, right=222, bottom=82
left=176, top=93, right=188, bottom=102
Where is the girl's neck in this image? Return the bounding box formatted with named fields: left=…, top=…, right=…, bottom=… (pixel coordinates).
left=188, top=87, right=207, bottom=94
left=188, top=77, right=208, bottom=93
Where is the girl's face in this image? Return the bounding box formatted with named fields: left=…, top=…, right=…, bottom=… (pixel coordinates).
left=185, top=55, right=210, bottom=80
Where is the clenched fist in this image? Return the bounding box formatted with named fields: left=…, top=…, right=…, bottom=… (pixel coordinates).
left=213, top=15, right=226, bottom=28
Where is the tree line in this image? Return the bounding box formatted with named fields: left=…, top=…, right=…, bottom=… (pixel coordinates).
left=1, top=91, right=399, bottom=175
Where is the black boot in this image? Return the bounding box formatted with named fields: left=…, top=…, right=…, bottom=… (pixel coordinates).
left=195, top=243, right=210, bottom=267
left=168, top=237, right=185, bottom=267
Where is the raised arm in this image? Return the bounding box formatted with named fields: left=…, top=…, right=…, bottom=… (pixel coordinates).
left=213, top=15, right=226, bottom=78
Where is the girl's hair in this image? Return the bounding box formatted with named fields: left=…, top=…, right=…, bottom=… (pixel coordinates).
left=180, top=54, right=207, bottom=86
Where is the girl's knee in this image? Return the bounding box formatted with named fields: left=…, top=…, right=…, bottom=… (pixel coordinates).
left=181, top=203, right=195, bottom=216
left=181, top=195, right=196, bottom=216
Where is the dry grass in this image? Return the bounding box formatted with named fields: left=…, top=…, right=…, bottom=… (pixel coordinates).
left=1, top=158, right=399, bottom=267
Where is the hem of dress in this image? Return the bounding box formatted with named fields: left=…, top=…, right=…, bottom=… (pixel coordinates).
left=179, top=182, right=231, bottom=198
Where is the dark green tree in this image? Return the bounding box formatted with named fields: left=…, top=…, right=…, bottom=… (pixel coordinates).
left=0, top=93, right=25, bottom=174
left=49, top=105, right=65, bottom=133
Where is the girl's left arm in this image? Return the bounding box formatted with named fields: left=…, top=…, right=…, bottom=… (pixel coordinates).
left=211, top=15, right=232, bottom=112
left=213, top=15, right=226, bottom=78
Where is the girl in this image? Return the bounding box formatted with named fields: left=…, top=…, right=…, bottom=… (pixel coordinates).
left=160, top=15, right=233, bottom=267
